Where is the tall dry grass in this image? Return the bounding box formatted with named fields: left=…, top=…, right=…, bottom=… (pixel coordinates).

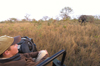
left=0, top=21, right=100, bottom=66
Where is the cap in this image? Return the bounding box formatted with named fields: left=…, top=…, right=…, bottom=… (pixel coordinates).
left=0, top=35, right=21, bottom=55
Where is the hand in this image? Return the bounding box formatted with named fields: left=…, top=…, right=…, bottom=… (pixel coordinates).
left=39, top=50, right=48, bottom=55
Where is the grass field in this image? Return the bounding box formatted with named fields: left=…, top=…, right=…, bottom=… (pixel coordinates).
left=0, top=20, right=100, bottom=66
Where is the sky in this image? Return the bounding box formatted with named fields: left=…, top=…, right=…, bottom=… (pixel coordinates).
left=0, top=0, right=100, bottom=21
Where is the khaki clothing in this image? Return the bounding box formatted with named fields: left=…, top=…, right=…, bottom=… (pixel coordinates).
left=0, top=51, right=48, bottom=66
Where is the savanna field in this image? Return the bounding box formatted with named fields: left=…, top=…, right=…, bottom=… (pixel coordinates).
left=0, top=20, right=100, bottom=66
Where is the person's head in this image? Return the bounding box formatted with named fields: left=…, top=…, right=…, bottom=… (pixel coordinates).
left=0, top=35, right=21, bottom=58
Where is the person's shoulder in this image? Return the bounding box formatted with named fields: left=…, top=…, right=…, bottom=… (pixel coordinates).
left=0, top=63, right=3, bottom=66
left=0, top=59, right=26, bottom=66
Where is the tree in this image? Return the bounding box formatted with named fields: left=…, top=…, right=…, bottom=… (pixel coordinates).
left=9, top=18, right=18, bottom=22
left=32, top=19, right=36, bottom=21
left=21, top=19, right=27, bottom=22
left=60, top=7, right=73, bottom=20
left=24, top=14, right=30, bottom=21
left=42, top=16, right=49, bottom=21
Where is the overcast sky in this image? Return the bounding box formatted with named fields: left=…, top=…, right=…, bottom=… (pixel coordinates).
left=0, top=0, right=100, bottom=21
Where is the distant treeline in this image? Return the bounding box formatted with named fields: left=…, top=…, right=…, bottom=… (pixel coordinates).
left=0, top=15, right=100, bottom=23
left=0, top=7, right=100, bottom=23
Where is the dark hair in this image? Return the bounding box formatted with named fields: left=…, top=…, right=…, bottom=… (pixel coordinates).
left=0, top=47, right=11, bottom=58
left=0, top=54, right=3, bottom=58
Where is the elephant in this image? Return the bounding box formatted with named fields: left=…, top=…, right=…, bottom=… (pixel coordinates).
left=78, top=15, right=94, bottom=25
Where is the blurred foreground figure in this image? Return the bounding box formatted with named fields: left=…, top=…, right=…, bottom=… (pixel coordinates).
left=0, top=35, right=49, bottom=66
